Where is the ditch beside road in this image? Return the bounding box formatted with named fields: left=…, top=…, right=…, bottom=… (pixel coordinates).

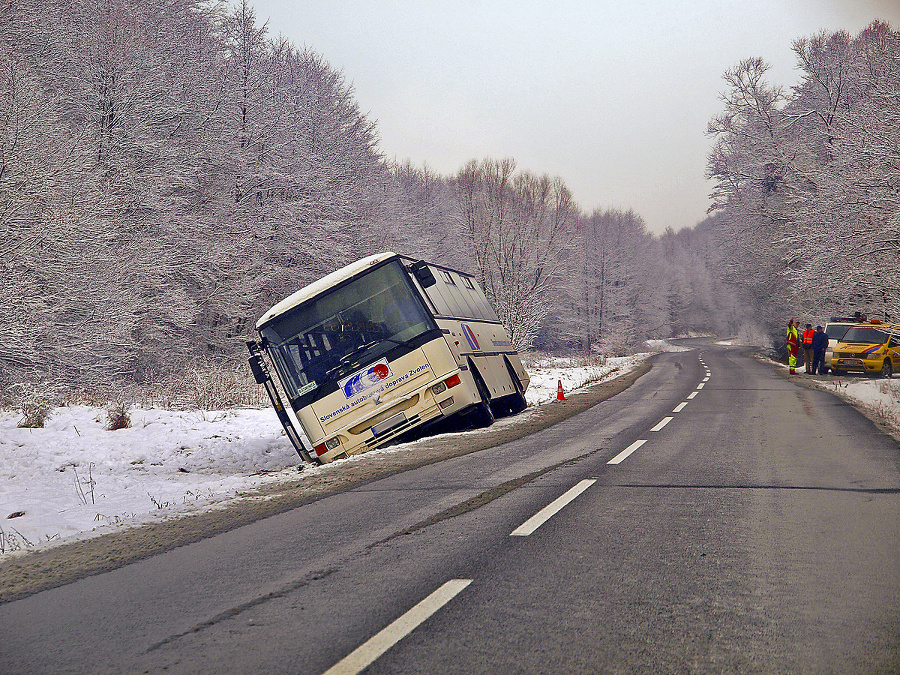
left=0, top=360, right=651, bottom=603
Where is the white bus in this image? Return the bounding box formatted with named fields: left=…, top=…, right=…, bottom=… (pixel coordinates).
left=248, top=252, right=530, bottom=463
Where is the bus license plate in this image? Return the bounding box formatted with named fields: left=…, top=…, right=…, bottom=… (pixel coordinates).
left=372, top=413, right=406, bottom=437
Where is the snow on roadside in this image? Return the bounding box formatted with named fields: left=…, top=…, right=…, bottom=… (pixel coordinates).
left=765, top=356, right=900, bottom=436
left=522, top=353, right=650, bottom=406
left=645, top=339, right=693, bottom=353
left=0, top=351, right=654, bottom=557
left=0, top=407, right=301, bottom=555
left=826, top=377, right=900, bottom=436
left=7, top=341, right=894, bottom=560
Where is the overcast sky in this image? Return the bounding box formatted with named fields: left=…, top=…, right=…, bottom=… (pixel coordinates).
left=247, top=0, right=900, bottom=234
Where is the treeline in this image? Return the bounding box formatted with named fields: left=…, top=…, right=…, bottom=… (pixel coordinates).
left=1, top=0, right=733, bottom=394
left=452, top=158, right=737, bottom=353
left=706, top=21, right=900, bottom=335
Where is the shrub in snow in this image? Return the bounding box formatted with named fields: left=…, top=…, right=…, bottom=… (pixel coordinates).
left=17, top=396, right=53, bottom=428
left=106, top=402, right=132, bottom=431
left=0, top=525, right=34, bottom=554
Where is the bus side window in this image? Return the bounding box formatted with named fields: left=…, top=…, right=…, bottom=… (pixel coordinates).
left=473, top=286, right=499, bottom=321
left=462, top=277, right=489, bottom=319
left=440, top=269, right=469, bottom=317
left=424, top=278, right=454, bottom=317
left=458, top=276, right=475, bottom=313
left=457, top=283, right=486, bottom=321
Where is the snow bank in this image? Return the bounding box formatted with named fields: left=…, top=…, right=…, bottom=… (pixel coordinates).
left=0, top=407, right=300, bottom=554
left=645, top=339, right=692, bottom=353
left=522, top=353, right=649, bottom=405
left=829, top=378, right=900, bottom=432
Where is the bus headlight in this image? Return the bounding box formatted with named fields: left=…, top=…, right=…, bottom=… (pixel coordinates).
left=438, top=397, right=454, bottom=409
left=431, top=382, right=447, bottom=396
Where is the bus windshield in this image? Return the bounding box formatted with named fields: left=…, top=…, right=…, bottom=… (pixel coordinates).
left=259, top=260, right=437, bottom=400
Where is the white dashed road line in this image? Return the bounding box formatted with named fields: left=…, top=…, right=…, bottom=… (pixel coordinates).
left=510, top=479, right=596, bottom=536
left=323, top=579, right=473, bottom=675
left=608, top=439, right=647, bottom=465
left=326, top=356, right=712, bottom=674
left=650, top=416, right=673, bottom=432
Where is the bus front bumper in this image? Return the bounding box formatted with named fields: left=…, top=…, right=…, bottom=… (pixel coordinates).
left=314, top=374, right=473, bottom=463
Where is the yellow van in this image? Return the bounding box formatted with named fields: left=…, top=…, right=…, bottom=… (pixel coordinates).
left=830, top=321, right=900, bottom=378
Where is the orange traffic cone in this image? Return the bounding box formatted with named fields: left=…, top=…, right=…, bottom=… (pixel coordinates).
left=557, top=380, right=567, bottom=401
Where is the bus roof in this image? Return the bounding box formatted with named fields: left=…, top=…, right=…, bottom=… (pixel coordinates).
left=256, top=252, right=397, bottom=329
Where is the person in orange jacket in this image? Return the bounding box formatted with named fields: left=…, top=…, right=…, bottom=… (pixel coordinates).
left=802, top=323, right=815, bottom=373
left=786, top=319, right=799, bottom=374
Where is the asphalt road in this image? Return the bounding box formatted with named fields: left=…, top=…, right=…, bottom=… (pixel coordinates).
left=1, top=341, right=899, bottom=673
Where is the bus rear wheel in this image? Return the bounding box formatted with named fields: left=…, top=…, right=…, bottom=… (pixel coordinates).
left=501, top=357, right=528, bottom=416
left=468, top=369, right=494, bottom=428
left=503, top=391, right=527, bottom=416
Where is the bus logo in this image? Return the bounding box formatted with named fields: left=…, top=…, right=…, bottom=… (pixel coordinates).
left=461, top=323, right=480, bottom=351
left=341, top=359, right=393, bottom=398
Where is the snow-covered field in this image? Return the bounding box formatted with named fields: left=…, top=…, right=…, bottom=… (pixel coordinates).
left=2, top=345, right=898, bottom=558
left=0, top=353, right=646, bottom=557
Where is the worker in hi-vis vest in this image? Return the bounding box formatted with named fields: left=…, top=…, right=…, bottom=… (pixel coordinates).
left=801, top=323, right=815, bottom=373
left=786, top=319, right=799, bottom=374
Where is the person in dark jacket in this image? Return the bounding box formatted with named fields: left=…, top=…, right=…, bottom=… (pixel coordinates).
left=811, top=325, right=829, bottom=375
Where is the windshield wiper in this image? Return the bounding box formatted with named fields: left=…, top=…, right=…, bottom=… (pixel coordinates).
left=324, top=340, right=383, bottom=380
left=322, top=335, right=418, bottom=381
left=381, top=335, right=417, bottom=349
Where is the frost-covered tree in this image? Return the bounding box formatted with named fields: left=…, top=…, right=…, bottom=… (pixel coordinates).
left=374, top=161, right=469, bottom=268
left=1, top=0, right=745, bottom=395
left=0, top=0, right=390, bottom=390
left=707, top=22, right=900, bottom=334
left=452, top=158, right=577, bottom=350
left=570, top=208, right=654, bottom=354
left=657, top=223, right=737, bottom=338
left=706, top=56, right=797, bottom=325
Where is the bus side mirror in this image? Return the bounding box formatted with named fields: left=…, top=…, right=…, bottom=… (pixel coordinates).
left=247, top=341, right=269, bottom=385
left=409, top=260, right=436, bottom=288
